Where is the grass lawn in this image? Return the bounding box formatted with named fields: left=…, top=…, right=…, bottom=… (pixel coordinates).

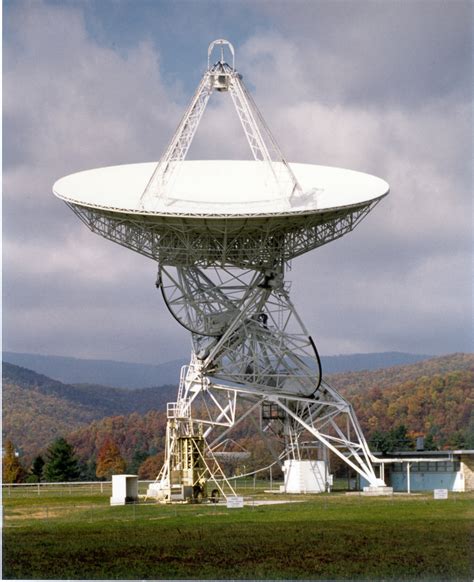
left=3, top=491, right=473, bottom=580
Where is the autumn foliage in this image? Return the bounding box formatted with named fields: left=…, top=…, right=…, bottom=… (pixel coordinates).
left=95, top=438, right=126, bottom=479
left=347, top=370, right=473, bottom=448
left=137, top=452, right=164, bottom=479
left=68, top=411, right=167, bottom=466
left=3, top=354, right=473, bottom=482
left=3, top=440, right=25, bottom=483
left=2, top=361, right=176, bottom=462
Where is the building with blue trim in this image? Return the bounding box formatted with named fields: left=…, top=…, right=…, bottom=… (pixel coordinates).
left=361, top=450, right=474, bottom=492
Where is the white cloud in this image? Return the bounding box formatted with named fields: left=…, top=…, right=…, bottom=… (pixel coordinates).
left=3, top=2, right=472, bottom=365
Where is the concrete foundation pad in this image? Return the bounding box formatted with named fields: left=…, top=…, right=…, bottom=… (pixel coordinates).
left=362, top=486, right=394, bottom=496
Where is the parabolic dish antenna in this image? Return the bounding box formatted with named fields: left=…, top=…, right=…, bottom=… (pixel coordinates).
left=53, top=160, right=388, bottom=216
left=54, top=161, right=388, bottom=267
left=54, top=39, right=390, bottom=501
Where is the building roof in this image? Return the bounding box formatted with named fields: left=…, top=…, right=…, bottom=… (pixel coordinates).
left=373, top=450, right=474, bottom=458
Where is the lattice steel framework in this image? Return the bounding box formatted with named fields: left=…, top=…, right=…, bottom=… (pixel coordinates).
left=66, top=198, right=380, bottom=270
left=140, top=39, right=301, bottom=209
left=60, top=39, right=388, bottom=499
left=146, top=264, right=385, bottom=494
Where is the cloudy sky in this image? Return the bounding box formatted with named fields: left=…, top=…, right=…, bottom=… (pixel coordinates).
left=3, top=0, right=472, bottom=365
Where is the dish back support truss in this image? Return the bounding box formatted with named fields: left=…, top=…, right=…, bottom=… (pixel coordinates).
left=140, top=39, right=301, bottom=209
left=153, top=263, right=385, bottom=490
left=65, top=199, right=380, bottom=270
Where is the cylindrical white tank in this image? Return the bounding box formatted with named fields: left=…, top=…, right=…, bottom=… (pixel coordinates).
left=283, top=460, right=328, bottom=493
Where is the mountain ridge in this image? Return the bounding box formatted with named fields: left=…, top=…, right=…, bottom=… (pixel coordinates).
left=3, top=353, right=473, bottom=461
left=2, top=362, right=176, bottom=460
left=2, top=350, right=433, bottom=389
left=329, top=352, right=474, bottom=396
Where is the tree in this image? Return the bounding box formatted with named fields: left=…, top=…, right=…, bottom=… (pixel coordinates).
left=43, top=437, right=80, bottom=482
left=96, top=438, right=126, bottom=480
left=369, top=430, right=391, bottom=455
left=78, top=459, right=97, bottom=481
left=369, top=425, right=414, bottom=454
left=3, top=440, right=25, bottom=483
left=390, top=425, right=413, bottom=451
left=129, top=449, right=149, bottom=474
left=30, top=455, right=45, bottom=482
left=423, top=434, right=438, bottom=451
left=137, top=453, right=164, bottom=479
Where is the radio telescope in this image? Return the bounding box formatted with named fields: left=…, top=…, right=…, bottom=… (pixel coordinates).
left=54, top=39, right=390, bottom=501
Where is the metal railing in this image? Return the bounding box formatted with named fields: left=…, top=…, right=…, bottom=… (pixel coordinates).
left=2, top=480, right=154, bottom=497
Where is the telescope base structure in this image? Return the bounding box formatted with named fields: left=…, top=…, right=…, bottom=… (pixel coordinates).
left=146, top=418, right=236, bottom=503
left=147, top=265, right=386, bottom=501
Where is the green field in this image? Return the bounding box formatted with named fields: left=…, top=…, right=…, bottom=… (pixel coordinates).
left=3, top=490, right=473, bottom=580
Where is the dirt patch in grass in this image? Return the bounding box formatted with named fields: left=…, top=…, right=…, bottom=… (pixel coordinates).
left=4, top=502, right=104, bottom=524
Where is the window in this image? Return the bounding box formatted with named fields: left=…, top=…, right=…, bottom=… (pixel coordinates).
left=390, top=459, right=461, bottom=474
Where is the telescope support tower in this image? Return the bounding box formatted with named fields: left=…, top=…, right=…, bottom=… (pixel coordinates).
left=148, top=264, right=385, bottom=500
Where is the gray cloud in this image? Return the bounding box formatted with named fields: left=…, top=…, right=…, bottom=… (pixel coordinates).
left=252, top=0, right=472, bottom=107
left=235, top=25, right=472, bottom=356
left=3, top=0, right=472, bottom=366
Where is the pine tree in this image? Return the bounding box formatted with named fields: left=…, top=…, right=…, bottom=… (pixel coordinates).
left=129, top=449, right=149, bottom=474
left=96, top=438, right=126, bottom=480
left=30, top=455, right=45, bottom=482
left=390, top=425, right=413, bottom=451
left=423, top=434, right=438, bottom=451
left=3, top=440, right=24, bottom=483
left=369, top=430, right=391, bottom=454
left=78, top=459, right=97, bottom=481
left=43, top=437, right=80, bottom=482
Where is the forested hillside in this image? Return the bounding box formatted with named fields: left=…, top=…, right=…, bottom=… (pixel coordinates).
left=4, top=382, right=99, bottom=460
left=328, top=353, right=473, bottom=396
left=68, top=411, right=167, bottom=465
left=2, top=362, right=175, bottom=459
left=350, top=369, right=473, bottom=447
left=4, top=354, right=473, bottom=474
left=329, top=353, right=474, bottom=447
left=66, top=354, right=474, bottom=472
